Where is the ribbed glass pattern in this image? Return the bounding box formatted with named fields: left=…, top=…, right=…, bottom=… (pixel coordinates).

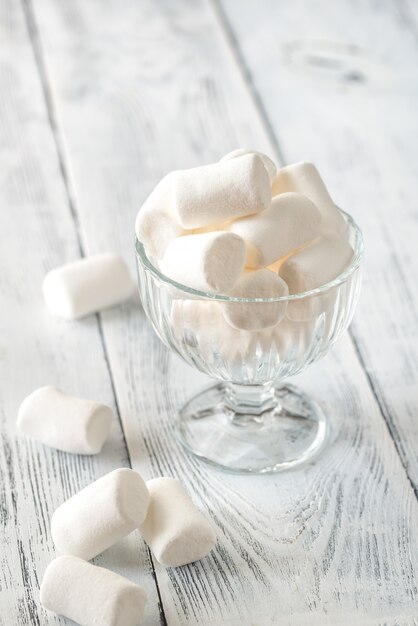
left=135, top=212, right=363, bottom=386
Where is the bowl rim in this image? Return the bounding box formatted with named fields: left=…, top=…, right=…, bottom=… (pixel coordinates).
left=135, top=208, right=364, bottom=303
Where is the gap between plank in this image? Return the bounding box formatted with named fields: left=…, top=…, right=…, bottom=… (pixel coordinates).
left=21, top=0, right=85, bottom=259
left=394, top=0, right=418, bottom=45
left=20, top=0, right=168, bottom=622
left=210, top=0, right=418, bottom=500
left=350, top=332, right=418, bottom=499
left=20, top=0, right=130, bottom=479
left=209, top=0, right=287, bottom=166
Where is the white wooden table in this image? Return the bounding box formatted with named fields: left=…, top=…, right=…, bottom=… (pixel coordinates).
left=1, top=1, right=417, bottom=624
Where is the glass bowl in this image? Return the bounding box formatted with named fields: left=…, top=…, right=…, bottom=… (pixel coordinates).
left=135, top=209, right=363, bottom=473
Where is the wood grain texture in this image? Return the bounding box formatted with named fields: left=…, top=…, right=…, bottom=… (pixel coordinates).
left=397, top=0, right=418, bottom=36
left=0, top=1, right=162, bottom=624
left=218, top=0, right=418, bottom=493
left=30, top=0, right=418, bottom=624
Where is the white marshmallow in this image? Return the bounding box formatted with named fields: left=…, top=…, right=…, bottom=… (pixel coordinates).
left=272, top=317, right=316, bottom=361
left=173, top=153, right=271, bottom=228
left=222, top=269, right=288, bottom=331
left=220, top=148, right=277, bottom=182
left=279, top=233, right=354, bottom=321
left=279, top=233, right=353, bottom=293
left=171, top=299, right=259, bottom=365
left=51, top=468, right=149, bottom=561
left=139, top=477, right=216, bottom=567
left=17, top=386, right=112, bottom=455
left=271, top=162, right=346, bottom=235
left=135, top=173, right=186, bottom=259
left=171, top=300, right=318, bottom=380
left=192, top=219, right=232, bottom=234
left=160, top=232, right=246, bottom=293
left=229, top=192, right=321, bottom=269
left=43, top=253, right=134, bottom=320
left=40, top=555, right=147, bottom=626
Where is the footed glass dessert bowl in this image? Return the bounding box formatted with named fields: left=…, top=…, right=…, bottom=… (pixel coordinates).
left=135, top=210, right=363, bottom=474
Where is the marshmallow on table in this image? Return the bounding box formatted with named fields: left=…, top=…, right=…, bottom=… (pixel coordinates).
left=279, top=233, right=354, bottom=321
left=229, top=192, right=321, bottom=269
left=160, top=231, right=246, bottom=293
left=17, top=386, right=112, bottom=455
left=40, top=555, right=147, bottom=626
left=43, top=253, right=134, bottom=320
left=140, top=477, right=216, bottom=567
left=221, top=269, right=289, bottom=331
left=135, top=172, right=186, bottom=259
left=271, top=162, right=346, bottom=235
left=220, top=148, right=277, bottom=182
left=173, top=153, right=271, bottom=229
left=51, top=468, right=149, bottom=561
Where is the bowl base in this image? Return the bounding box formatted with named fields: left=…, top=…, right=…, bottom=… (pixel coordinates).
left=176, top=382, right=328, bottom=474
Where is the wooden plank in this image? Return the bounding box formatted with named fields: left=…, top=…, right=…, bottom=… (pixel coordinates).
left=397, top=0, right=418, bottom=34
left=217, top=0, right=418, bottom=493
left=32, top=0, right=418, bottom=623
left=0, top=1, right=162, bottom=624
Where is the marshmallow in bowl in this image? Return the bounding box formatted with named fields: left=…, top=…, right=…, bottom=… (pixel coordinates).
left=173, top=153, right=271, bottom=228
left=171, top=298, right=274, bottom=369
left=220, top=148, right=277, bottom=182
left=192, top=219, right=232, bottom=235
left=160, top=231, right=246, bottom=293
left=229, top=192, right=321, bottom=269
left=17, top=386, right=112, bottom=455
left=171, top=299, right=312, bottom=371
left=135, top=172, right=186, bottom=259
left=135, top=153, right=355, bottom=341
left=279, top=233, right=354, bottom=294
left=171, top=299, right=260, bottom=366
left=272, top=317, right=317, bottom=361
left=139, top=477, right=216, bottom=567
left=43, top=253, right=135, bottom=319
left=222, top=269, right=288, bottom=331
left=40, top=555, right=147, bottom=626
left=279, top=233, right=354, bottom=321
left=51, top=468, right=150, bottom=561
left=271, top=162, right=346, bottom=235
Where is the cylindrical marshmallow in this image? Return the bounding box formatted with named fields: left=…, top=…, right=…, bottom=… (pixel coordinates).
left=17, top=386, right=112, bottom=455
left=222, top=269, right=288, bottom=331
left=271, top=162, right=346, bottom=235
left=40, top=555, right=147, bottom=626
left=43, top=253, right=135, bottom=319
left=159, top=231, right=246, bottom=293
left=229, top=192, right=321, bottom=269
left=220, top=148, right=277, bottom=182
left=135, top=172, right=186, bottom=259
left=171, top=299, right=316, bottom=373
left=192, top=219, right=232, bottom=235
left=173, top=153, right=271, bottom=229
left=171, top=299, right=259, bottom=364
left=139, top=477, right=216, bottom=567
left=279, top=233, right=354, bottom=321
left=51, top=468, right=150, bottom=561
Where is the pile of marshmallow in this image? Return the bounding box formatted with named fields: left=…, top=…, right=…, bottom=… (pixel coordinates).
left=136, top=150, right=353, bottom=337
left=17, top=388, right=216, bottom=626
left=39, top=470, right=215, bottom=626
